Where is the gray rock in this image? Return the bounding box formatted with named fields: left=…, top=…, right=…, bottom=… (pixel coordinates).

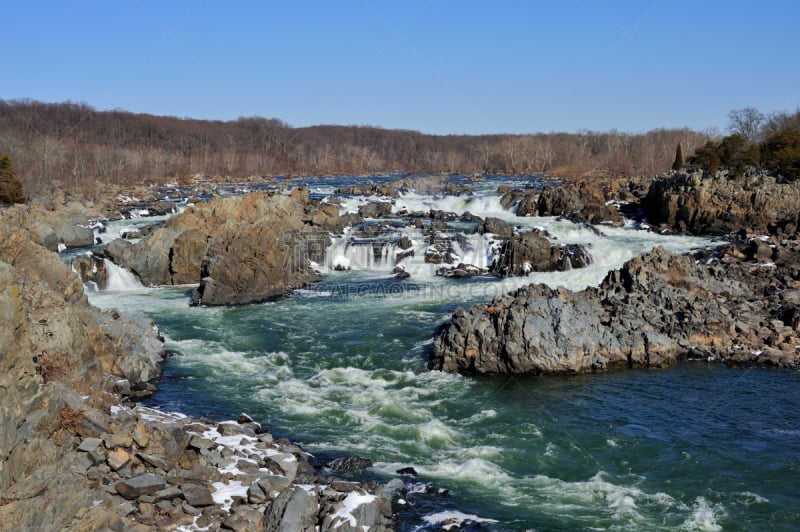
left=643, top=171, right=800, bottom=235
left=490, top=230, right=591, bottom=276
left=430, top=247, right=757, bottom=374
left=182, top=484, right=215, bottom=507
left=358, top=200, right=393, bottom=218
left=78, top=437, right=104, bottom=453
left=116, top=474, right=166, bottom=499
left=263, top=487, right=318, bottom=531
left=326, top=455, right=374, bottom=472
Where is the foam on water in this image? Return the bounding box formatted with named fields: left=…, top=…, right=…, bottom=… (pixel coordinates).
left=103, top=259, right=145, bottom=291
left=679, top=497, right=724, bottom=531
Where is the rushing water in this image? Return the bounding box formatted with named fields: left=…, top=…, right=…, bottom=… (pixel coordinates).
left=86, top=176, right=800, bottom=531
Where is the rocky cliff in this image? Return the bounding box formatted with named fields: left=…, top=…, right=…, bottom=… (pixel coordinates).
left=643, top=170, right=800, bottom=235
left=430, top=243, right=800, bottom=374
left=0, top=220, right=165, bottom=529
left=101, top=189, right=342, bottom=306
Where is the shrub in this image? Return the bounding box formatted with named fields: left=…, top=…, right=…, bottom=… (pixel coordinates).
left=0, top=154, right=26, bottom=204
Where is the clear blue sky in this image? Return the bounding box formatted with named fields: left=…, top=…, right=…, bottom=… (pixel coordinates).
left=3, top=1, right=799, bottom=135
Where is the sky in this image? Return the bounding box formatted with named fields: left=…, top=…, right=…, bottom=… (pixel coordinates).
left=3, top=0, right=800, bottom=135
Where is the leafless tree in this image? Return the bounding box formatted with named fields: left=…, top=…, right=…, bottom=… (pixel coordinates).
left=727, top=107, right=765, bottom=142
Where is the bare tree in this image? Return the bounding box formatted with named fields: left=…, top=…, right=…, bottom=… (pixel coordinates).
left=727, top=107, right=765, bottom=142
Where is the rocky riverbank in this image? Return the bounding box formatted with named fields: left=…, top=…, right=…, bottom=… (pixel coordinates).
left=0, top=204, right=409, bottom=531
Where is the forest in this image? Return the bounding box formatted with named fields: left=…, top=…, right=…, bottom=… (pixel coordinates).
left=0, top=98, right=782, bottom=201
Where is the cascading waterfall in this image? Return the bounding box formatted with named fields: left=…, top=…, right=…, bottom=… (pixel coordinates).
left=103, top=259, right=145, bottom=291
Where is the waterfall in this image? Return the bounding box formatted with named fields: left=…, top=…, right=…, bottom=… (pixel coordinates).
left=103, top=259, right=145, bottom=291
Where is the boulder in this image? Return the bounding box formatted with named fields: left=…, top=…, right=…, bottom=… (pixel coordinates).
left=358, top=200, right=393, bottom=218
left=489, top=230, right=591, bottom=276
left=326, top=456, right=374, bottom=473
left=478, top=216, right=515, bottom=238
left=71, top=254, right=108, bottom=289
left=534, top=181, right=623, bottom=226
left=116, top=474, right=167, bottom=499
left=262, top=487, right=319, bottom=531
left=102, top=191, right=337, bottom=305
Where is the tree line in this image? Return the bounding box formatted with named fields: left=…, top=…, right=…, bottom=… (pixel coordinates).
left=1, top=99, right=712, bottom=200
left=687, top=107, right=800, bottom=180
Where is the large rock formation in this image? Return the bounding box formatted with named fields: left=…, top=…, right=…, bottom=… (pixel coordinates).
left=506, top=175, right=653, bottom=225
left=533, top=181, right=623, bottom=226
left=101, top=189, right=342, bottom=305
left=0, top=202, right=99, bottom=250
left=0, top=224, right=166, bottom=529
left=430, top=243, right=800, bottom=374
left=489, top=230, right=592, bottom=275
left=643, top=170, right=800, bottom=235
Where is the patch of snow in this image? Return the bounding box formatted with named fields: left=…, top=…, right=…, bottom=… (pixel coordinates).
left=422, top=511, right=500, bottom=530
left=331, top=492, right=376, bottom=529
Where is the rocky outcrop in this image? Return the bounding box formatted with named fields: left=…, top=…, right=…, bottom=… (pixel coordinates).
left=503, top=175, right=654, bottom=225
left=101, top=189, right=342, bottom=305
left=430, top=243, right=800, bottom=374
left=643, top=170, right=800, bottom=235
left=0, top=202, right=100, bottom=250
left=489, top=230, right=591, bottom=276
left=533, top=181, right=623, bottom=225
left=0, top=230, right=164, bottom=392
left=71, top=254, right=108, bottom=289
left=0, top=227, right=166, bottom=530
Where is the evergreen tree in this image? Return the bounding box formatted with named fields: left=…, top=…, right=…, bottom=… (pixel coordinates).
left=0, top=155, right=26, bottom=205
left=672, top=143, right=683, bottom=171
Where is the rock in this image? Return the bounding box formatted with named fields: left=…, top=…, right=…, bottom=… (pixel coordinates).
left=478, top=216, right=515, bottom=238
left=78, top=438, right=104, bottom=453
left=396, top=467, right=418, bottom=477
left=534, top=181, right=623, bottom=226
left=358, top=200, right=393, bottom=218
left=262, top=487, right=318, bottom=531
left=436, top=263, right=488, bottom=278
left=643, top=170, right=800, bottom=235
left=101, top=191, right=338, bottom=305
left=746, top=239, right=774, bottom=262
left=332, top=480, right=363, bottom=492
left=489, top=230, right=591, bottom=276
left=107, top=447, right=133, bottom=471
left=430, top=245, right=800, bottom=374
left=376, top=478, right=407, bottom=517
left=181, top=484, right=215, bottom=507
left=116, top=474, right=166, bottom=499
left=326, top=456, right=374, bottom=472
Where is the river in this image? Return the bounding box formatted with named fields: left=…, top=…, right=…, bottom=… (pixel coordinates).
left=85, top=175, right=800, bottom=530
